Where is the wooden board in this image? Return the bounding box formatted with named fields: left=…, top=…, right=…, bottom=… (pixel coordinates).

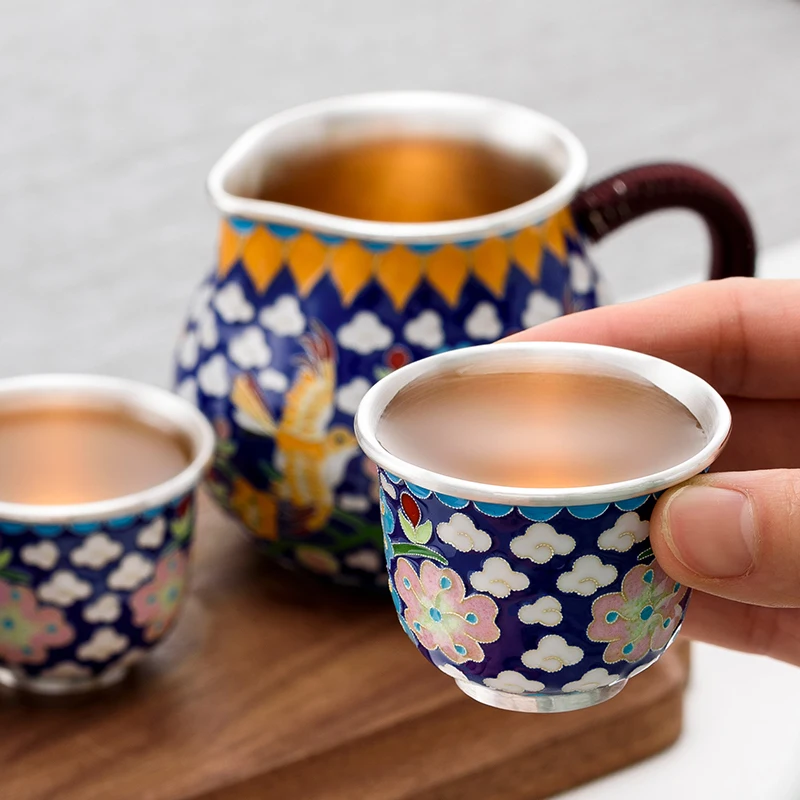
left=0, top=497, right=690, bottom=800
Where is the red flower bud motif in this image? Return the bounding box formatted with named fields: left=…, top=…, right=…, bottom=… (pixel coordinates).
left=386, top=345, right=412, bottom=371
left=175, top=495, right=191, bottom=518
left=400, top=492, right=421, bottom=527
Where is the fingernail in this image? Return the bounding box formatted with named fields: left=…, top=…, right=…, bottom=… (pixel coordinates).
left=662, top=486, right=756, bottom=578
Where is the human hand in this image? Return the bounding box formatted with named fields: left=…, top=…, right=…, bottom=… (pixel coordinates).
left=507, top=278, right=800, bottom=665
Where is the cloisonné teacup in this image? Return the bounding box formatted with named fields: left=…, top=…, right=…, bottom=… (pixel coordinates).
left=355, top=343, right=731, bottom=713
left=0, top=376, right=214, bottom=695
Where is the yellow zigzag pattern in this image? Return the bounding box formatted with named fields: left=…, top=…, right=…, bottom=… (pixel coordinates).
left=218, top=209, right=577, bottom=312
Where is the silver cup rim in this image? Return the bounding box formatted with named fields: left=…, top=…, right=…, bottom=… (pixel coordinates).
left=355, top=342, right=732, bottom=507
left=0, top=374, right=215, bottom=526
left=206, top=90, right=588, bottom=243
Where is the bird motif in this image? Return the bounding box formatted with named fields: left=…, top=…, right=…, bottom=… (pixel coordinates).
left=230, top=321, right=359, bottom=532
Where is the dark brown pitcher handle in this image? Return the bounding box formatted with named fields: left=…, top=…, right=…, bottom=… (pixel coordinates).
left=571, top=163, right=756, bottom=279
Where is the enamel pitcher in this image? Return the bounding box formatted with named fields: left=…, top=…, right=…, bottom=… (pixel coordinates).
left=174, top=92, right=755, bottom=588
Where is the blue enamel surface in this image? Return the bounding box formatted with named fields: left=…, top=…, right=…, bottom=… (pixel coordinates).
left=0, top=492, right=196, bottom=682
left=475, top=502, right=514, bottom=518
left=519, top=506, right=561, bottom=522
left=71, top=522, right=102, bottom=534
left=434, top=493, right=470, bottom=509
left=174, top=217, right=601, bottom=589
left=316, top=233, right=346, bottom=245
left=266, top=223, right=300, bottom=239
left=567, top=503, right=610, bottom=520
left=379, top=471, right=690, bottom=697
left=615, top=496, right=649, bottom=511
left=229, top=217, right=256, bottom=234
left=360, top=240, right=393, bottom=253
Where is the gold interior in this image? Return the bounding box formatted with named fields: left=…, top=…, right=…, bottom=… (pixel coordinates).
left=246, top=137, right=558, bottom=223
left=0, top=404, right=192, bottom=506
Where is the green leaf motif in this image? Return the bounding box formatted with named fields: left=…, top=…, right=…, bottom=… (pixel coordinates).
left=393, top=543, right=447, bottom=565
left=0, top=568, right=30, bottom=585
left=637, top=546, right=655, bottom=562
left=216, top=440, right=238, bottom=460
left=0, top=549, right=11, bottom=571
left=410, top=519, right=433, bottom=545
left=171, top=514, right=193, bottom=542
left=399, top=511, right=416, bottom=541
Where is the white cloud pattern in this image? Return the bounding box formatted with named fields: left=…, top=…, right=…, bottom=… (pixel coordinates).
left=108, top=553, right=154, bottom=591
left=518, top=595, right=563, bottom=627
left=214, top=283, right=254, bottom=323
left=258, top=368, right=288, bottom=393
left=83, top=594, right=122, bottom=624
left=403, top=310, right=445, bottom=350
left=136, top=518, right=167, bottom=549
left=598, top=512, right=650, bottom=552
left=337, top=311, right=393, bottom=354
left=436, top=513, right=491, bottom=553
left=228, top=326, right=272, bottom=369
left=484, top=670, right=545, bottom=694
left=103, top=647, right=147, bottom=675
left=40, top=661, right=92, bottom=680
left=469, top=557, right=529, bottom=598
left=336, top=377, right=371, bottom=415
left=379, top=473, right=396, bottom=499
left=198, top=354, right=231, bottom=397
left=557, top=555, right=617, bottom=596
left=338, top=494, right=371, bottom=513
left=178, top=332, right=199, bottom=370
left=522, top=635, right=584, bottom=673
left=344, top=549, right=383, bottom=573
left=570, top=255, right=594, bottom=294
left=522, top=290, right=562, bottom=328
left=176, top=377, right=198, bottom=406
left=37, top=571, right=92, bottom=607
left=197, top=306, right=218, bottom=349
left=510, top=523, right=575, bottom=564
left=189, top=284, right=214, bottom=322
left=464, top=302, right=503, bottom=341
left=20, top=541, right=59, bottom=570
left=259, top=295, right=306, bottom=336
left=77, top=627, right=130, bottom=662
left=70, top=533, right=123, bottom=569
left=562, top=667, right=620, bottom=693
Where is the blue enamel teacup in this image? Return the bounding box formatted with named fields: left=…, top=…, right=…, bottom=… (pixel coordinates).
left=355, top=342, right=731, bottom=713
left=0, top=375, right=214, bottom=694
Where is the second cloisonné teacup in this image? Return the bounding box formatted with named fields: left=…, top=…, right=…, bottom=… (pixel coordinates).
left=0, top=375, right=214, bottom=694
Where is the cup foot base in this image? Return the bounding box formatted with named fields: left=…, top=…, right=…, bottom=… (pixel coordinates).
left=454, top=677, right=628, bottom=713
left=0, top=664, right=130, bottom=696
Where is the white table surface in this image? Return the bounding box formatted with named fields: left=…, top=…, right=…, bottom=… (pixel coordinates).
left=560, top=246, right=800, bottom=800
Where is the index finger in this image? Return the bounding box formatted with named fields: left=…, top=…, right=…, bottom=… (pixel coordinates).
left=506, top=278, right=800, bottom=399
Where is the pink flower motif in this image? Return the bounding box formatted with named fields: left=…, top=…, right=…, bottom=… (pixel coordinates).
left=587, top=560, right=688, bottom=664
left=394, top=558, right=500, bottom=664
left=130, top=550, right=188, bottom=642
left=0, top=580, right=74, bottom=664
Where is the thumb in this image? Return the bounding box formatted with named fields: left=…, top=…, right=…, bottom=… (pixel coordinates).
left=651, top=470, right=800, bottom=608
